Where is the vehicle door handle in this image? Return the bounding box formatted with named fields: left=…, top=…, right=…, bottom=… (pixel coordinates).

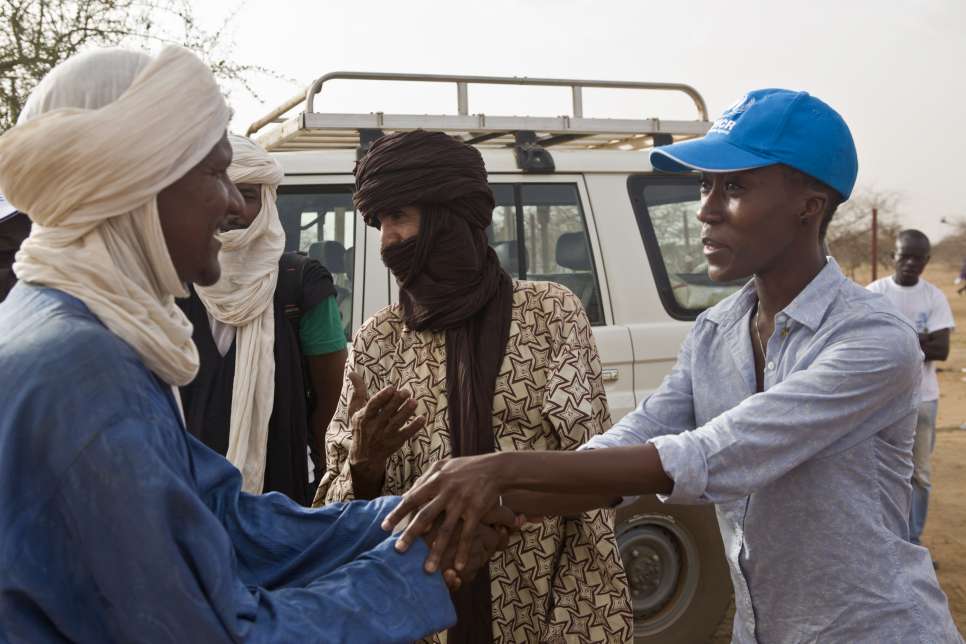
left=602, top=368, right=619, bottom=383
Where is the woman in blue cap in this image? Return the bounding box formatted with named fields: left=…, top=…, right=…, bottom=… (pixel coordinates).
left=383, top=89, right=963, bottom=643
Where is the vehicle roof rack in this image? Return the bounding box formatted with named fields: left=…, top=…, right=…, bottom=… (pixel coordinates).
left=246, top=72, right=711, bottom=153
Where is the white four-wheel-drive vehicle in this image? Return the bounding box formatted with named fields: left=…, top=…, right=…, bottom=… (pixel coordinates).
left=249, top=73, right=742, bottom=643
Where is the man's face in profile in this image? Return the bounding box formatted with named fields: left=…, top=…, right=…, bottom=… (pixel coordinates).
left=377, top=206, right=422, bottom=253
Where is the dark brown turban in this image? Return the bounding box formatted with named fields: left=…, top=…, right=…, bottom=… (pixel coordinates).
left=355, top=130, right=512, bottom=643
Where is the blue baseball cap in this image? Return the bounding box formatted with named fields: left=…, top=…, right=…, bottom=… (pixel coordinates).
left=650, top=88, right=858, bottom=200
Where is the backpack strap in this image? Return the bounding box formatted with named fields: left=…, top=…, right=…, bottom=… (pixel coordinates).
left=278, top=251, right=309, bottom=324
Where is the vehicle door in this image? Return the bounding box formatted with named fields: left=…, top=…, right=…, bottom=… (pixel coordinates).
left=478, top=177, right=636, bottom=421
left=626, top=172, right=746, bottom=391
left=585, top=172, right=744, bottom=402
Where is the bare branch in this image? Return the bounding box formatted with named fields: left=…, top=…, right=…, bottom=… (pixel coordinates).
left=0, top=0, right=288, bottom=131
left=827, top=187, right=904, bottom=277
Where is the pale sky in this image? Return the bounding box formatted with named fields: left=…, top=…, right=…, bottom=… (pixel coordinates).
left=196, top=0, right=966, bottom=242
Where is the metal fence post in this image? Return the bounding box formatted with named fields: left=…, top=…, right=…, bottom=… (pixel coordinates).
left=871, top=207, right=878, bottom=281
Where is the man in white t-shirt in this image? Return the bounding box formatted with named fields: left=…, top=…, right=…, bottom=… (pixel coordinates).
left=868, top=229, right=955, bottom=548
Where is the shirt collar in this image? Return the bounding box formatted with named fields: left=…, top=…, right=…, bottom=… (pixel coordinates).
left=705, top=257, right=847, bottom=331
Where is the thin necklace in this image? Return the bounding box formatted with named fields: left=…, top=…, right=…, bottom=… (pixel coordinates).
left=753, top=307, right=767, bottom=358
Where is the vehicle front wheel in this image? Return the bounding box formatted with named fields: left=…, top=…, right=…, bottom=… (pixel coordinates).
left=615, top=496, right=732, bottom=643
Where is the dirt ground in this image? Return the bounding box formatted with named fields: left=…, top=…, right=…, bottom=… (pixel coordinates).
left=924, top=263, right=966, bottom=636
left=709, top=263, right=966, bottom=642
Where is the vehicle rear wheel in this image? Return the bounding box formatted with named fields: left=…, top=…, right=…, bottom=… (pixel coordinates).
left=616, top=496, right=732, bottom=643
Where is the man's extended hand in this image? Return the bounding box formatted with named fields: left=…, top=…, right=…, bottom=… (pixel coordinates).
left=347, top=372, right=426, bottom=499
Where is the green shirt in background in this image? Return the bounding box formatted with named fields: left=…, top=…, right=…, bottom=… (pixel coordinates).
left=299, top=295, right=346, bottom=356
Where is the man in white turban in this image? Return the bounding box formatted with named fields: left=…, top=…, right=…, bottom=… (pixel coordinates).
left=178, top=134, right=347, bottom=505
left=0, top=46, right=511, bottom=642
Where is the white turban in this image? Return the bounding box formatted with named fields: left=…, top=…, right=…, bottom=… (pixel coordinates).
left=196, top=134, right=285, bottom=493
left=0, top=46, right=230, bottom=386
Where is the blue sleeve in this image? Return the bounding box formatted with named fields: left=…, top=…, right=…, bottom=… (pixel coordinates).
left=58, top=420, right=456, bottom=643
left=189, top=435, right=415, bottom=589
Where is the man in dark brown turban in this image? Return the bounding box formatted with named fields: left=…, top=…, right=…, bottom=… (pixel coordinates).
left=314, top=130, right=632, bottom=643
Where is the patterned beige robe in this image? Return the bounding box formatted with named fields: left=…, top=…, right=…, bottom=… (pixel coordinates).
left=314, top=281, right=633, bottom=643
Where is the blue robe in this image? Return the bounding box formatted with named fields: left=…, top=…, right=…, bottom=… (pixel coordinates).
left=0, top=284, right=455, bottom=643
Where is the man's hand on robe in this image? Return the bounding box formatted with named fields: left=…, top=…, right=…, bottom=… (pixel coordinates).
left=347, top=371, right=426, bottom=498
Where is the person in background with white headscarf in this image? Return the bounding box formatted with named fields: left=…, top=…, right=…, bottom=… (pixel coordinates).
left=178, top=134, right=347, bottom=505
left=0, top=46, right=512, bottom=642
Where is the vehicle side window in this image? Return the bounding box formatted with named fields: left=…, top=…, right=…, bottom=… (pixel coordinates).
left=488, top=183, right=604, bottom=326
left=488, top=184, right=519, bottom=275
left=276, top=186, right=356, bottom=338
left=628, top=174, right=744, bottom=320
left=275, top=182, right=604, bottom=331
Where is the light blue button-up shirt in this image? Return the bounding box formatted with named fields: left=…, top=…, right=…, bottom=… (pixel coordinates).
left=585, top=259, right=961, bottom=643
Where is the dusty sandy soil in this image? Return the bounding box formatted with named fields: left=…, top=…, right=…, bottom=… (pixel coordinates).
left=709, top=263, right=966, bottom=642
left=925, top=264, right=966, bottom=636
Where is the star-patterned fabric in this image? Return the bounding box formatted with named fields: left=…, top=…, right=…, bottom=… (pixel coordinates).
left=314, top=281, right=633, bottom=643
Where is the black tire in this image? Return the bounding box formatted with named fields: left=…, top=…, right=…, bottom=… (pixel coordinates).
left=615, top=496, right=732, bottom=643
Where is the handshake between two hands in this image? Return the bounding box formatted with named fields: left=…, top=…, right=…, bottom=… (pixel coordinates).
left=346, top=371, right=533, bottom=592
left=381, top=455, right=525, bottom=593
